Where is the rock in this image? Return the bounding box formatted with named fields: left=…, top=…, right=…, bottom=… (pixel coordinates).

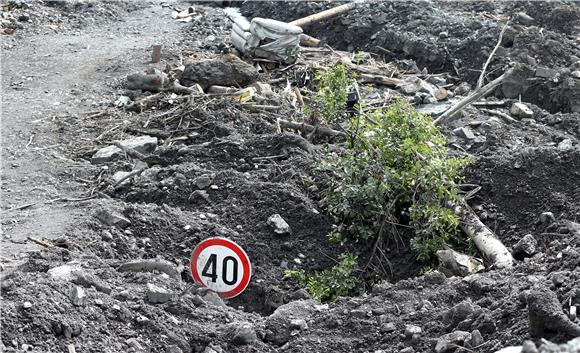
left=527, top=287, right=580, bottom=337
left=454, top=82, right=471, bottom=96
left=290, top=319, right=308, bottom=331
left=453, top=127, right=476, bottom=140
left=513, top=234, right=537, bottom=259
left=404, top=324, right=422, bottom=339
left=557, top=139, right=574, bottom=151
left=96, top=209, right=131, bottom=228
left=180, top=55, right=261, bottom=90
left=443, top=300, right=476, bottom=327
left=201, top=291, right=226, bottom=307
left=265, top=300, right=319, bottom=345
left=539, top=212, right=555, bottom=224
left=516, top=12, right=534, bottom=25
left=112, top=171, right=133, bottom=185
left=416, top=100, right=455, bottom=115
left=193, top=175, right=212, bottom=189
left=510, top=102, right=534, bottom=119
left=22, top=301, right=32, bottom=309
left=436, top=249, right=484, bottom=277
left=91, top=136, right=158, bottom=164
left=165, top=345, right=183, bottom=353
left=126, top=338, right=144, bottom=351
left=101, top=230, right=114, bottom=241
left=70, top=286, right=87, bottom=306
left=566, top=221, right=580, bottom=235
left=522, top=340, right=538, bottom=353
left=471, top=329, right=484, bottom=346
left=251, top=82, right=273, bottom=96
left=117, top=259, right=181, bottom=280
left=230, top=322, right=258, bottom=345
left=47, top=264, right=82, bottom=281
left=572, top=70, right=580, bottom=79
left=146, top=283, right=174, bottom=304
left=381, top=322, right=397, bottom=332
left=535, top=67, right=558, bottom=79
left=267, top=214, right=292, bottom=235
left=72, top=272, right=112, bottom=294
left=435, top=331, right=472, bottom=353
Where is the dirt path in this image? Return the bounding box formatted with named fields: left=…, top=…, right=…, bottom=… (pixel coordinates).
left=1, top=0, right=188, bottom=272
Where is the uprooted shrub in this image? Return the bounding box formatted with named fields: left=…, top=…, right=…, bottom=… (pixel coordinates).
left=289, top=64, right=467, bottom=301
left=321, top=99, right=467, bottom=261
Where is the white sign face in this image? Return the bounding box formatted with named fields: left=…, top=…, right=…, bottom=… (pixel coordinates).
left=190, top=238, right=251, bottom=299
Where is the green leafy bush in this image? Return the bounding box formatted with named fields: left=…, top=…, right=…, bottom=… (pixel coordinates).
left=321, top=99, right=467, bottom=260
left=285, top=253, right=361, bottom=302
left=305, top=63, right=353, bottom=124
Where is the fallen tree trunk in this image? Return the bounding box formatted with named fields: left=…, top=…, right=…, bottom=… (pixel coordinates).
left=433, top=69, right=513, bottom=125
left=456, top=203, right=514, bottom=269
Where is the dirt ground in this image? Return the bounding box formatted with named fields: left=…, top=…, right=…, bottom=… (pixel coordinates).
left=1, top=1, right=580, bottom=353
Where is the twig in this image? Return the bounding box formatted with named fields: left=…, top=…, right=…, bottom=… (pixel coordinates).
left=114, top=167, right=147, bottom=187
left=25, top=134, right=34, bottom=149
left=27, top=237, right=53, bottom=248
left=480, top=108, right=517, bottom=123
left=476, top=21, right=510, bottom=89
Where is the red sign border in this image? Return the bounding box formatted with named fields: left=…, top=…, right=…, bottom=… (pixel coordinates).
left=190, top=237, right=251, bottom=299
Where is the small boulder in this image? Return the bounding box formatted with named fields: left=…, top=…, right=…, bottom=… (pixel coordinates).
left=510, top=102, right=534, bottom=119
left=146, top=283, right=174, bottom=304
left=91, top=136, right=158, bottom=164
left=265, top=300, right=319, bottom=345
left=96, top=209, right=131, bottom=228
left=267, top=214, right=292, bottom=235
left=453, top=127, right=476, bottom=140
left=70, top=286, right=87, bottom=306
left=193, top=175, right=212, bottom=189
left=436, top=249, right=484, bottom=277
left=229, top=322, right=258, bottom=345
left=180, top=55, right=260, bottom=90
left=435, top=331, right=472, bottom=353
left=513, top=234, right=537, bottom=259
left=404, top=324, right=422, bottom=339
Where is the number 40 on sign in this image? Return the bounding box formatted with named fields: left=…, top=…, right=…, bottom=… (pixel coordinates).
left=190, top=237, right=252, bottom=299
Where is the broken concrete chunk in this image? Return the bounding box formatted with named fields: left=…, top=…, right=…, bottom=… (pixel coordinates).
left=267, top=214, right=292, bottom=235
left=558, top=139, right=574, bottom=151
left=229, top=322, right=258, bottom=345
left=435, top=331, right=472, bottom=353
left=96, top=209, right=131, bottom=228
left=48, top=264, right=82, bottom=281
left=436, top=249, right=484, bottom=277
left=180, top=55, right=260, bottom=90
left=112, top=171, right=133, bottom=186
left=265, top=299, right=318, bottom=345
left=70, top=286, right=87, bottom=306
left=91, top=136, right=158, bottom=164
left=539, top=212, right=555, bottom=224
left=516, top=12, right=534, bottom=25
left=193, top=175, right=212, bottom=189
left=404, top=324, right=422, bottom=339
left=510, top=102, right=534, bottom=119
left=513, top=234, right=537, bottom=259
left=146, top=283, right=174, bottom=304
left=535, top=67, right=558, bottom=79
left=117, top=259, right=181, bottom=280
left=453, top=127, right=476, bottom=140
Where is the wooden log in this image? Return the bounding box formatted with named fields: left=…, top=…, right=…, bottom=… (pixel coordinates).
left=456, top=204, right=514, bottom=269
left=289, top=1, right=363, bottom=28
left=359, top=73, right=402, bottom=87
left=300, top=33, right=321, bottom=47
left=433, top=69, right=513, bottom=125
left=278, top=118, right=345, bottom=138
left=151, top=44, right=162, bottom=63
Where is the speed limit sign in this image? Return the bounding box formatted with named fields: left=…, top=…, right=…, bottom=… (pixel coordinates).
left=190, top=237, right=251, bottom=299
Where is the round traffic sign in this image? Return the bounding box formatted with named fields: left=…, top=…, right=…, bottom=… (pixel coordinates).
left=190, top=237, right=251, bottom=299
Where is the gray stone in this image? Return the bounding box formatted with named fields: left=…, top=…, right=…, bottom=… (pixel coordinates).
left=404, top=324, right=422, bottom=339
left=72, top=272, right=112, bottom=294
left=70, top=286, right=87, bottom=306
left=535, top=67, right=558, bottom=79
left=454, top=82, right=471, bottom=96
left=201, top=291, right=226, bottom=307
left=290, top=318, right=308, bottom=331
left=101, top=230, right=114, bottom=241
left=267, top=214, right=292, bottom=235
left=165, top=345, right=183, bottom=353
left=453, top=127, right=476, bottom=140
left=112, top=171, right=133, bottom=186
left=416, top=100, right=455, bottom=116
left=96, top=209, right=131, bottom=228
left=443, top=301, right=476, bottom=327
left=47, top=264, right=81, bottom=281
left=539, top=212, right=555, bottom=224
left=435, top=331, right=472, bottom=353
left=516, top=12, right=534, bottom=25
left=572, top=70, right=580, bottom=79
left=126, top=338, right=144, bottom=351
left=471, top=329, right=484, bottom=346
left=513, top=234, right=537, bottom=259
left=230, top=322, right=258, bottom=345
left=558, top=139, right=574, bottom=151
left=117, top=259, right=181, bottom=280
left=436, top=249, right=484, bottom=277
left=381, top=321, right=397, bottom=332
left=251, top=82, right=273, bottom=96
left=510, top=102, right=534, bottom=119
left=91, top=136, right=157, bottom=164
left=194, top=175, right=212, bottom=189
left=23, top=301, right=32, bottom=309
left=265, top=300, right=319, bottom=345
left=146, top=283, right=174, bottom=304
left=522, top=340, right=538, bottom=353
